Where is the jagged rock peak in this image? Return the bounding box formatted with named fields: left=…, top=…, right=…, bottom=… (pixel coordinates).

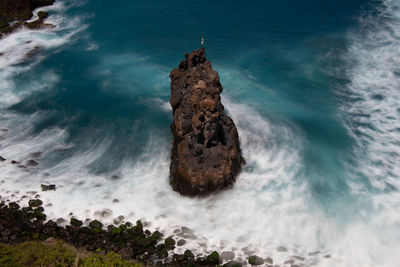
left=169, top=48, right=245, bottom=196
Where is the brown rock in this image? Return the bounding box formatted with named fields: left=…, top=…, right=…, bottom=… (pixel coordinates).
left=169, top=48, right=244, bottom=196
left=0, top=0, right=55, bottom=37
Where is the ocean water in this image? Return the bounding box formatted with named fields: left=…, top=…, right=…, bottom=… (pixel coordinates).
left=1, top=0, right=400, bottom=266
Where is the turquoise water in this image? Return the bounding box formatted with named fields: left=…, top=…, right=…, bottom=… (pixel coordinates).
left=1, top=0, right=400, bottom=266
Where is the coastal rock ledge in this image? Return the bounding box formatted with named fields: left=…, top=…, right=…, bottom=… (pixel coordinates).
left=169, top=48, right=245, bottom=196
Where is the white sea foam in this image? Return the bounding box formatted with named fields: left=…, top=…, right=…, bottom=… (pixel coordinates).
left=333, top=0, right=400, bottom=266
left=0, top=0, right=87, bottom=107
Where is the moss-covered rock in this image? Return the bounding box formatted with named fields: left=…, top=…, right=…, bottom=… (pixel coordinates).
left=248, top=255, right=264, bottom=266
left=89, top=220, right=103, bottom=229
left=91, top=227, right=102, bottom=234
left=164, top=237, right=175, bottom=246
left=41, top=184, right=56, bottom=191
left=206, top=251, right=221, bottom=264
left=33, top=209, right=46, bottom=221
left=70, top=218, right=83, bottom=227
left=112, top=226, right=122, bottom=235
left=28, top=199, right=43, bottom=207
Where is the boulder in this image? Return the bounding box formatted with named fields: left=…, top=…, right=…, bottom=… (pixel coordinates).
left=41, top=184, right=56, bottom=191
left=169, top=48, right=244, bottom=196
left=248, top=255, right=264, bottom=266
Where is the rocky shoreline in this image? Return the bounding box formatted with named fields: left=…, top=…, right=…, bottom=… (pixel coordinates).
left=0, top=0, right=55, bottom=38
left=0, top=197, right=255, bottom=266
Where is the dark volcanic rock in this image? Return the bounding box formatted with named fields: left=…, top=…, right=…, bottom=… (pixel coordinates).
left=41, top=184, right=56, bottom=191
left=0, top=0, right=55, bottom=37
left=169, top=48, right=244, bottom=196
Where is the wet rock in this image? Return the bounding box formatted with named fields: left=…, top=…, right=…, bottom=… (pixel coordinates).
left=165, top=237, right=176, bottom=246
left=0, top=156, right=5, bottom=161
left=111, top=175, right=119, bottom=180
left=248, top=255, right=264, bottom=266
left=27, top=159, right=38, bottom=166
left=112, top=198, right=119, bottom=203
left=293, top=256, right=305, bottom=261
left=221, top=251, right=235, bottom=261
left=10, top=160, right=18, bottom=164
left=94, top=209, right=112, bottom=218
left=177, top=239, right=186, bottom=246
left=309, top=251, right=321, bottom=256
left=242, top=247, right=255, bottom=256
left=277, top=246, right=288, bottom=252
left=89, top=220, right=103, bottom=229
left=223, top=261, right=243, bottom=267
left=56, top=218, right=66, bottom=224
left=179, top=226, right=195, bottom=236
left=70, top=218, right=83, bottom=227
left=37, top=11, right=48, bottom=20
left=30, top=152, right=42, bottom=158
left=206, top=251, right=221, bottom=265
left=0, top=0, right=56, bottom=37
left=169, top=48, right=245, bottom=196
left=265, top=257, right=273, bottom=264
left=28, top=199, right=42, bottom=207
left=284, top=259, right=294, bottom=265
left=41, top=184, right=56, bottom=191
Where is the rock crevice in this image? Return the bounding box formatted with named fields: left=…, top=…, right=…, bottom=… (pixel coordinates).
left=169, top=48, right=244, bottom=196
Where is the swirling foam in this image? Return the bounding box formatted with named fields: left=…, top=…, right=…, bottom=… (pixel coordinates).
left=335, top=0, right=400, bottom=265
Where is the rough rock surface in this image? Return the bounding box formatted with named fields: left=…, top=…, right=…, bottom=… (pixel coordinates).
left=0, top=0, right=55, bottom=37
left=169, top=48, right=244, bottom=196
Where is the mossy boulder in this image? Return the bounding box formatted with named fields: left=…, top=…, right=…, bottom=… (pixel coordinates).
left=248, top=255, right=264, bottom=266
left=33, top=209, right=46, bottom=221
left=28, top=199, right=43, bottom=207
left=70, top=218, right=83, bottom=227
left=206, top=251, right=221, bottom=264
left=164, top=237, right=175, bottom=246
left=89, top=220, right=103, bottom=229
left=112, top=226, right=122, bottom=235
left=41, top=184, right=56, bottom=191
left=91, top=227, right=102, bottom=234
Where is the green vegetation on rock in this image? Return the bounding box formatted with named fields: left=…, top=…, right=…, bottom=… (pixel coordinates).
left=28, top=199, right=43, bottom=207
left=248, top=255, right=264, bottom=265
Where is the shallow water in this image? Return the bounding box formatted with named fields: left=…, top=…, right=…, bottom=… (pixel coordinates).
left=1, top=0, right=400, bottom=266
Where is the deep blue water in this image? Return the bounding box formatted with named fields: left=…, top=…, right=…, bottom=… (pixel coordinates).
left=1, top=0, right=400, bottom=266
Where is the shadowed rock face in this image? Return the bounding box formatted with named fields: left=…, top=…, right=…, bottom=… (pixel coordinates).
left=169, top=48, right=245, bottom=196
left=0, top=0, right=55, bottom=36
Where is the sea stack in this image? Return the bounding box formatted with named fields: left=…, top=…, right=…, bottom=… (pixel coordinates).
left=169, top=48, right=244, bottom=196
